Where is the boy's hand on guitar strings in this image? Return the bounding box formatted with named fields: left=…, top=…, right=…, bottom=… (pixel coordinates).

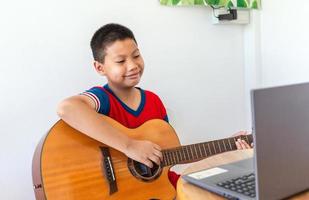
left=233, top=130, right=254, bottom=150
left=125, top=139, right=162, bottom=168
left=235, top=138, right=253, bottom=149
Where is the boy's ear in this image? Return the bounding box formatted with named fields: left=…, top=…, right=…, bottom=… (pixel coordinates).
left=93, top=61, right=106, bottom=76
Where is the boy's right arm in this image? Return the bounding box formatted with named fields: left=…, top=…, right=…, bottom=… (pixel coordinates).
left=57, top=95, right=162, bottom=168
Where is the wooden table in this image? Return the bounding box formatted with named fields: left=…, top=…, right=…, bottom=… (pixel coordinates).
left=176, top=149, right=309, bottom=200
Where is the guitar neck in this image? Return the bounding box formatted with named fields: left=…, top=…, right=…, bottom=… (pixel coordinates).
left=161, top=134, right=253, bottom=166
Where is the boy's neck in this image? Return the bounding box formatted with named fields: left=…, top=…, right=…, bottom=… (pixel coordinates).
left=107, top=84, right=139, bottom=102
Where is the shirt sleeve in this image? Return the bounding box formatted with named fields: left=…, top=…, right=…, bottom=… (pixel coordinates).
left=81, top=87, right=110, bottom=115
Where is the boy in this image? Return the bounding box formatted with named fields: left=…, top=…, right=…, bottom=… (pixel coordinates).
left=57, top=23, right=251, bottom=189
left=57, top=23, right=180, bottom=186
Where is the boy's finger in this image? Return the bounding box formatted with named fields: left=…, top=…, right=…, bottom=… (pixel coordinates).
left=149, top=155, right=160, bottom=166
left=153, top=144, right=161, bottom=151
left=242, top=140, right=250, bottom=148
left=235, top=140, right=242, bottom=149
left=144, top=159, right=153, bottom=168
left=153, top=150, right=163, bottom=161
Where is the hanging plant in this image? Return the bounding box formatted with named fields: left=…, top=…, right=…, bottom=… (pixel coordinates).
left=159, top=0, right=260, bottom=9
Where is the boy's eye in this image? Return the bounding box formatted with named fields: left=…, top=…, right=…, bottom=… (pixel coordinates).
left=134, top=54, right=140, bottom=58
left=115, top=60, right=125, bottom=63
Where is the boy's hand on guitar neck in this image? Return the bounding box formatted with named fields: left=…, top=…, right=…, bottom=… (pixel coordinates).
left=233, top=130, right=254, bottom=150
left=125, top=139, right=163, bottom=168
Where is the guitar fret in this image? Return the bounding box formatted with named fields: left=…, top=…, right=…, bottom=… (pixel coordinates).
left=216, top=140, right=222, bottom=153
left=168, top=152, right=172, bottom=165
left=167, top=152, right=170, bottom=164
left=196, top=144, right=201, bottom=158
left=181, top=148, right=187, bottom=161
left=175, top=150, right=180, bottom=163
left=187, top=146, right=192, bottom=161
left=170, top=151, right=175, bottom=164
left=188, top=146, right=193, bottom=159
left=231, top=137, right=237, bottom=150
left=163, top=151, right=169, bottom=166
left=175, top=151, right=178, bottom=164
left=184, top=146, right=189, bottom=162
left=212, top=141, right=217, bottom=154
left=189, top=146, right=193, bottom=160
left=197, top=144, right=203, bottom=158
left=193, top=144, right=199, bottom=158
left=207, top=142, right=212, bottom=156
left=168, top=151, right=172, bottom=165
left=179, top=149, right=184, bottom=162
left=226, top=139, right=230, bottom=150
left=194, top=145, right=198, bottom=159
left=235, top=137, right=240, bottom=149
left=168, top=151, right=172, bottom=164
left=192, top=145, right=197, bottom=159
left=197, top=144, right=201, bottom=158
left=174, top=149, right=179, bottom=163
left=190, top=145, right=195, bottom=159
left=223, top=139, right=231, bottom=151
left=220, top=139, right=226, bottom=152
left=162, top=151, right=166, bottom=166
left=206, top=142, right=211, bottom=156
left=201, top=143, right=206, bottom=157
left=186, top=146, right=191, bottom=161
left=245, top=135, right=251, bottom=145
left=202, top=143, right=208, bottom=157
left=172, top=151, right=176, bottom=164
left=227, top=138, right=233, bottom=150
left=221, top=139, right=227, bottom=151
left=244, top=135, right=248, bottom=143
left=176, top=151, right=180, bottom=163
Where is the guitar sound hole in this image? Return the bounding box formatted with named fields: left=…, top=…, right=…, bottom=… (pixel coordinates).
left=128, top=159, right=162, bottom=182
left=134, top=161, right=158, bottom=177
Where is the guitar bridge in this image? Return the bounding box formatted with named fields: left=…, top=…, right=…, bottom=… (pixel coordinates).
left=100, top=146, right=118, bottom=195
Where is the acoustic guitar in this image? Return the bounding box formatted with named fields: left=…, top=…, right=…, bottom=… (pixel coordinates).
left=32, top=116, right=252, bottom=200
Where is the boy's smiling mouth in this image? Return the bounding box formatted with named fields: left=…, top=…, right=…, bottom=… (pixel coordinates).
left=124, top=72, right=140, bottom=78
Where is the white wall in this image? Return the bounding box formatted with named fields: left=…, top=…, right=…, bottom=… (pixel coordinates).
left=0, top=1, right=248, bottom=199
left=242, top=0, right=309, bottom=126
left=260, top=0, right=309, bottom=86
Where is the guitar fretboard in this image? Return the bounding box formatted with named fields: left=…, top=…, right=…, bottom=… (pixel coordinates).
left=161, top=134, right=253, bottom=167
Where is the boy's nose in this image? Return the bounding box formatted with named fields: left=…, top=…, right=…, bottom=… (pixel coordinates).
left=127, top=60, right=139, bottom=71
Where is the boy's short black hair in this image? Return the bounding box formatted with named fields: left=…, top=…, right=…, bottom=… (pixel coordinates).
left=90, top=23, right=137, bottom=63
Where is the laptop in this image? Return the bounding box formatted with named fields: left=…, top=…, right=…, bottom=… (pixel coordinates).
left=183, top=82, right=309, bottom=200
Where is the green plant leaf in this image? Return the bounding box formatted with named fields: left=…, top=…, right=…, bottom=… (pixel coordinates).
left=194, top=0, right=206, bottom=5
left=237, top=0, right=248, bottom=8
left=172, top=0, right=182, bottom=5
left=205, top=0, right=220, bottom=5
left=160, top=0, right=169, bottom=5
left=251, top=0, right=258, bottom=9
left=226, top=0, right=234, bottom=8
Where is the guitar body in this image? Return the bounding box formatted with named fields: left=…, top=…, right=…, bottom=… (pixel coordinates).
left=32, top=116, right=181, bottom=200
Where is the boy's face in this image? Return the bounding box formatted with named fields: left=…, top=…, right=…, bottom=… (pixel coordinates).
left=94, top=38, right=144, bottom=89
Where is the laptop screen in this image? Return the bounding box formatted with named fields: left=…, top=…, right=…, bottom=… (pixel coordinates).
left=252, top=82, right=309, bottom=199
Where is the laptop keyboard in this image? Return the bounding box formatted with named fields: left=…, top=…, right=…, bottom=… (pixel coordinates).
left=216, top=173, right=256, bottom=198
